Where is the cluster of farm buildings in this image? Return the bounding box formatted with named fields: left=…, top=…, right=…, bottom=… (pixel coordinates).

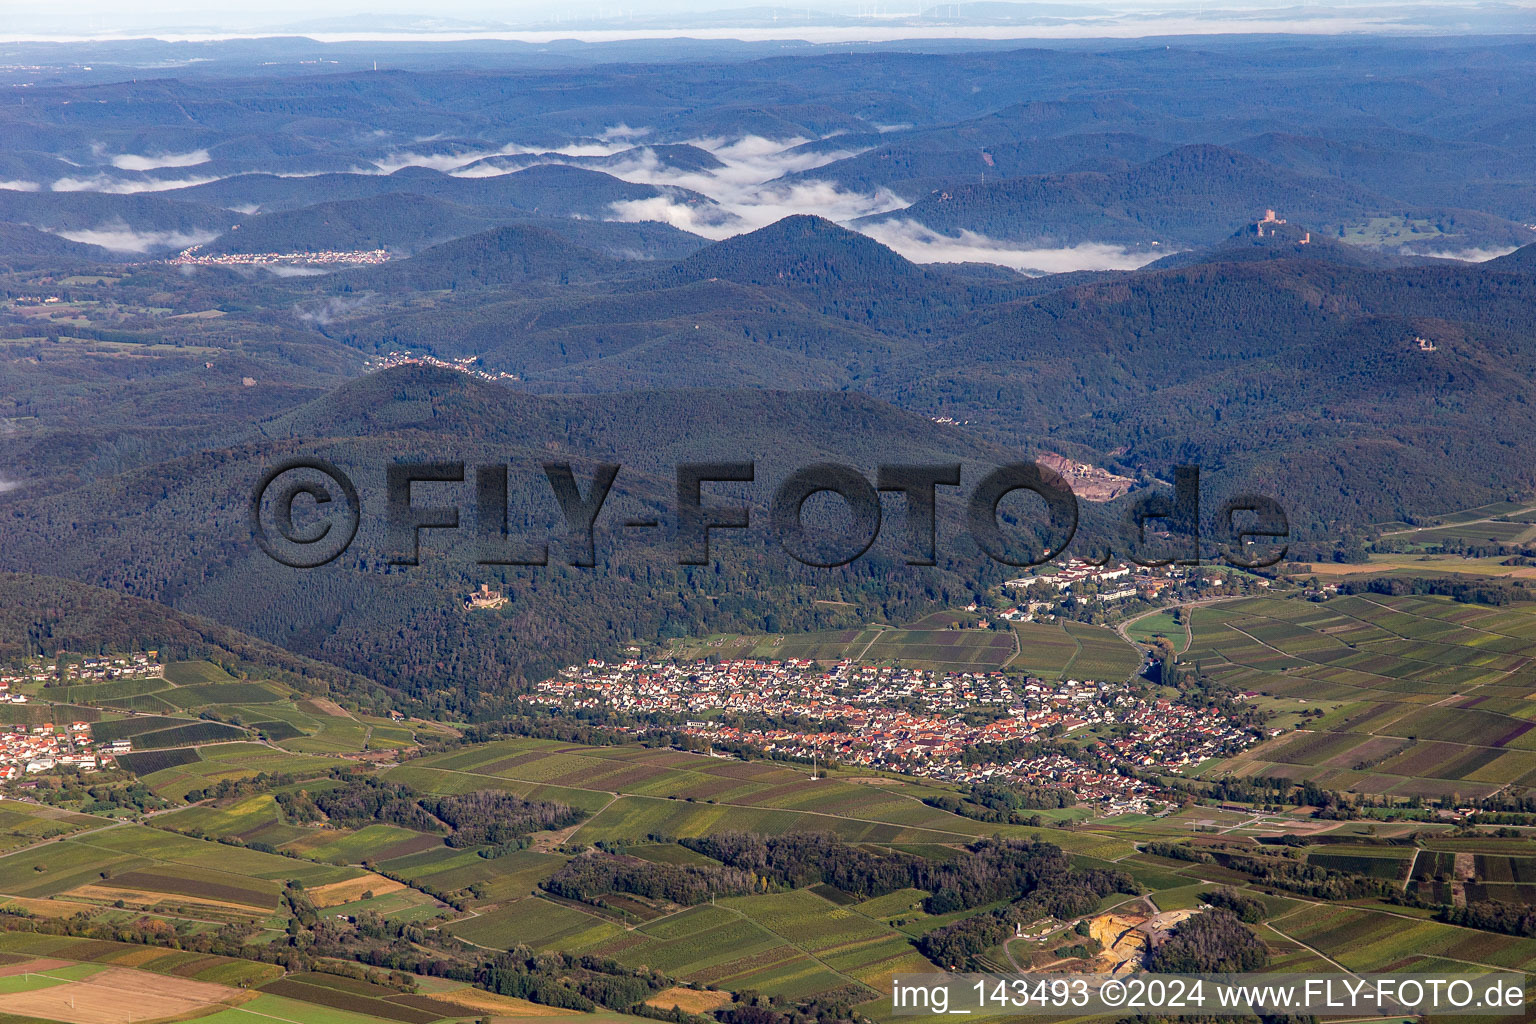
left=525, top=657, right=1259, bottom=810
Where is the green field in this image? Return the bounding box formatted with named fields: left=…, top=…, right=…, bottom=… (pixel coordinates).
left=1125, top=611, right=1181, bottom=644
left=0, top=935, right=283, bottom=987
left=0, top=800, right=104, bottom=853
left=1340, top=215, right=1450, bottom=247
left=663, top=617, right=1139, bottom=681
left=140, top=743, right=348, bottom=799
left=0, top=819, right=362, bottom=912
left=162, top=660, right=240, bottom=686
left=1268, top=901, right=1536, bottom=972
left=472, top=887, right=949, bottom=1002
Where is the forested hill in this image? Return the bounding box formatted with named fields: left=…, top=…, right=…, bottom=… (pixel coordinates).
left=193, top=165, right=719, bottom=256
left=0, top=188, right=232, bottom=237
left=350, top=226, right=623, bottom=291
left=328, top=229, right=1011, bottom=393
left=252, top=365, right=1014, bottom=468
left=317, top=219, right=1536, bottom=532
left=1142, top=221, right=1413, bottom=271
left=173, top=165, right=714, bottom=222
left=458, top=142, right=726, bottom=176
left=199, top=168, right=716, bottom=255
left=669, top=215, right=934, bottom=291
left=207, top=194, right=504, bottom=256
left=660, top=215, right=960, bottom=324
left=861, top=144, right=1533, bottom=250
left=0, top=224, right=119, bottom=271
left=770, top=129, right=1170, bottom=198
left=0, top=367, right=1045, bottom=699
left=0, top=573, right=381, bottom=699
left=861, top=256, right=1536, bottom=530
left=1490, top=242, right=1536, bottom=271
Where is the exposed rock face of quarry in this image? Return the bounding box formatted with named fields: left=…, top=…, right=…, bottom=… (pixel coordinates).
left=1039, top=453, right=1138, bottom=502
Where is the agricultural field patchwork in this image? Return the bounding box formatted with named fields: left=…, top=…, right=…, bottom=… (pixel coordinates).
left=3, top=723, right=1536, bottom=1019
left=14, top=596, right=1536, bottom=1019
left=0, top=801, right=104, bottom=854
left=0, top=943, right=590, bottom=1024
left=7, top=662, right=424, bottom=789
left=1192, top=595, right=1536, bottom=796
left=663, top=617, right=1138, bottom=679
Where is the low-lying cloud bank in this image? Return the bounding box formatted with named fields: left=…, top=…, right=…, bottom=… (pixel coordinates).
left=265, top=265, right=330, bottom=277
left=294, top=293, right=376, bottom=325
left=859, top=220, right=1168, bottom=273
left=374, top=139, right=638, bottom=175
left=18, top=129, right=1172, bottom=273
left=586, top=137, right=907, bottom=238
left=0, top=477, right=23, bottom=494
left=476, top=132, right=1163, bottom=273
left=17, top=130, right=1224, bottom=274
left=1415, top=245, right=1520, bottom=262
left=48, top=221, right=222, bottom=253
left=109, top=149, right=211, bottom=171
left=607, top=179, right=905, bottom=240
left=50, top=174, right=222, bottom=194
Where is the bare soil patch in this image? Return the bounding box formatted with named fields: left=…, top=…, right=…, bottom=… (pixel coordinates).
left=400, top=988, right=571, bottom=1016
left=646, top=988, right=735, bottom=1013
left=308, top=873, right=405, bottom=908
left=66, top=884, right=262, bottom=915
left=306, top=698, right=354, bottom=718
left=0, top=959, right=72, bottom=977
left=0, top=966, right=239, bottom=1023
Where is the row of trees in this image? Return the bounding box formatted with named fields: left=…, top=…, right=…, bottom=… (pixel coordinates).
left=1440, top=900, right=1536, bottom=937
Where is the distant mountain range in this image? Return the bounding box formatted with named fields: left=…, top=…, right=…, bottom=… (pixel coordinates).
left=5, top=38, right=1536, bottom=695
left=857, top=144, right=1533, bottom=252
left=4, top=42, right=1534, bottom=261
left=176, top=165, right=715, bottom=222
left=290, top=212, right=1536, bottom=538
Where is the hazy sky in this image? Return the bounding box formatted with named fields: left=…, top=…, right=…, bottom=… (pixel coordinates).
left=11, top=0, right=838, bottom=32
left=2, top=0, right=1530, bottom=38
